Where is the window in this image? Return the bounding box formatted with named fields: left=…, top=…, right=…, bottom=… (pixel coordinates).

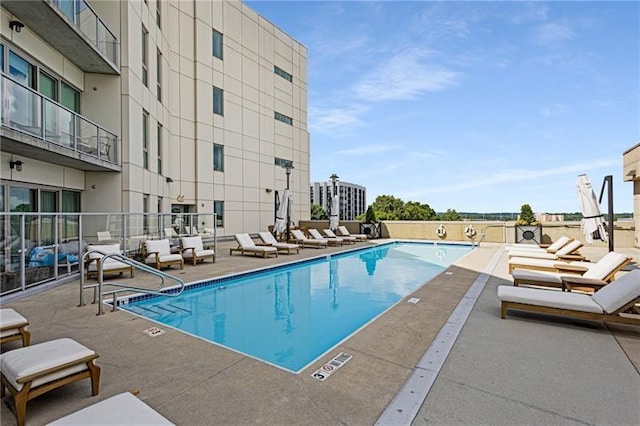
left=212, top=29, right=223, bottom=59
left=39, top=72, right=58, bottom=101
left=274, top=112, right=293, bottom=126
left=156, top=0, right=161, bottom=28
left=157, top=196, right=163, bottom=213
left=275, top=158, right=293, bottom=168
left=213, top=144, right=224, bottom=171
left=143, top=194, right=149, bottom=232
left=213, top=86, right=223, bottom=115
left=156, top=49, right=162, bottom=102
left=142, top=26, right=148, bottom=87
left=142, top=110, right=149, bottom=169
left=61, top=82, right=80, bottom=113
left=214, top=201, right=224, bottom=227
left=274, top=65, right=293, bottom=82
left=157, top=123, right=163, bottom=174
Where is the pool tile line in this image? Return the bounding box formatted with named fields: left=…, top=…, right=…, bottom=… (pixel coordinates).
left=374, top=247, right=504, bottom=426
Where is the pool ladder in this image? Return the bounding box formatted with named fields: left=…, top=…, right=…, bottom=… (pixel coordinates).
left=79, top=251, right=185, bottom=315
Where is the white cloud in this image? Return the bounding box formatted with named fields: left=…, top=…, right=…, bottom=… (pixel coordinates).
left=337, top=144, right=394, bottom=156
left=532, top=21, right=575, bottom=46
left=540, top=104, right=570, bottom=116
left=352, top=49, right=460, bottom=102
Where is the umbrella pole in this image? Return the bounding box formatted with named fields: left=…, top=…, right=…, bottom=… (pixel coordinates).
left=598, top=175, right=614, bottom=252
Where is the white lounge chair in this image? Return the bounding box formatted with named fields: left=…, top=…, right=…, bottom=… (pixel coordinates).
left=337, top=225, right=367, bottom=241
left=309, top=228, right=342, bottom=246
left=498, top=269, right=640, bottom=325
left=180, top=236, right=215, bottom=265
left=143, top=239, right=184, bottom=269
left=511, top=251, right=632, bottom=291
left=0, top=308, right=30, bottom=347
left=258, top=232, right=300, bottom=254
left=97, top=231, right=113, bottom=242
left=1, top=338, right=101, bottom=426
left=323, top=229, right=356, bottom=244
left=505, top=236, right=573, bottom=253
left=86, top=244, right=134, bottom=279
left=507, top=240, right=585, bottom=261
left=164, top=227, right=180, bottom=239
left=49, top=391, right=174, bottom=425
left=230, top=234, right=278, bottom=258
left=290, top=229, right=327, bottom=249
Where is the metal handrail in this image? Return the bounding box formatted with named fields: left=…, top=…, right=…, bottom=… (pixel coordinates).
left=79, top=250, right=185, bottom=315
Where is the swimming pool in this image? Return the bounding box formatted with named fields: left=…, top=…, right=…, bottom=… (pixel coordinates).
left=121, top=241, right=473, bottom=372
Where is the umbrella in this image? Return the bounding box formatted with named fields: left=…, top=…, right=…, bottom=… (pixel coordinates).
left=576, top=174, right=607, bottom=244
left=274, top=189, right=289, bottom=236
left=329, top=194, right=339, bottom=231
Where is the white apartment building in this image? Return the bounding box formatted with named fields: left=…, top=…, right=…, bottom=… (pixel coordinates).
left=0, top=0, right=309, bottom=236
left=310, top=180, right=366, bottom=221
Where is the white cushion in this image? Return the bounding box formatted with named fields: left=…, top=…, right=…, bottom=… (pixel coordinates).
left=48, top=392, right=174, bottom=425
left=508, top=250, right=556, bottom=260
left=183, top=249, right=215, bottom=259
left=87, top=244, right=121, bottom=260
left=235, top=233, right=256, bottom=248
left=88, top=259, right=130, bottom=272
left=497, top=286, right=603, bottom=314
left=583, top=252, right=629, bottom=279
left=258, top=231, right=277, bottom=245
left=1, top=338, right=95, bottom=391
left=591, top=270, right=640, bottom=313
left=144, top=239, right=171, bottom=256
left=554, top=240, right=583, bottom=256
left=0, top=309, right=28, bottom=338
left=181, top=236, right=204, bottom=252
left=509, top=257, right=560, bottom=269
left=272, top=242, right=299, bottom=250
left=149, top=254, right=182, bottom=264
left=511, top=269, right=563, bottom=284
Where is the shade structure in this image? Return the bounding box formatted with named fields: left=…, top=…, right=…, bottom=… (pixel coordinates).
left=273, top=189, right=289, bottom=236
left=329, top=194, right=339, bottom=231
left=576, top=174, right=607, bottom=244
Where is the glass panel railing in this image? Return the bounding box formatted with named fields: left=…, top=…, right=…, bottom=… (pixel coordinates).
left=2, top=74, right=118, bottom=165
left=52, top=0, right=117, bottom=66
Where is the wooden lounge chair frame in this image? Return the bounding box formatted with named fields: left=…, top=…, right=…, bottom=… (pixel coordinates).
left=323, top=229, right=356, bottom=244
left=500, top=298, right=640, bottom=326
left=290, top=229, right=328, bottom=249
left=85, top=244, right=135, bottom=279
left=1, top=342, right=101, bottom=426
left=257, top=232, right=300, bottom=254
left=180, top=236, right=216, bottom=265
left=0, top=309, right=30, bottom=347
left=513, top=256, right=632, bottom=289
left=336, top=225, right=367, bottom=242
left=229, top=234, right=278, bottom=258
left=308, top=229, right=342, bottom=246
left=142, top=240, right=184, bottom=270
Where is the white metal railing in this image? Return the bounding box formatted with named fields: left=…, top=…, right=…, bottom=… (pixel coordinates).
left=1, top=74, right=118, bottom=163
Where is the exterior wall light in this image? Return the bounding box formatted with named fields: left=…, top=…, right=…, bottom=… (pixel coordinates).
left=9, top=160, right=23, bottom=172
left=9, top=21, right=24, bottom=33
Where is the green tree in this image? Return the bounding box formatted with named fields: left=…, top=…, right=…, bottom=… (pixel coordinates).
left=399, top=201, right=437, bottom=220
left=371, top=195, right=405, bottom=220
left=310, top=203, right=328, bottom=220
left=517, top=203, right=537, bottom=225
left=440, top=208, right=462, bottom=221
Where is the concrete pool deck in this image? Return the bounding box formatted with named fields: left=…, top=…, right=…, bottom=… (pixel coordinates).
left=1, top=240, right=638, bottom=425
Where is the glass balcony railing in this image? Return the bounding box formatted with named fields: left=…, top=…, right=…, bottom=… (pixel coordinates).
left=52, top=0, right=117, bottom=65
left=1, top=74, right=118, bottom=164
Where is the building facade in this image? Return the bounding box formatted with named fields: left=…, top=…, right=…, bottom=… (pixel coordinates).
left=623, top=142, right=639, bottom=248
left=0, top=0, right=309, bottom=236
left=310, top=180, right=366, bottom=221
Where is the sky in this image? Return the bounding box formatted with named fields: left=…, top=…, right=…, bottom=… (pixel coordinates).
left=246, top=1, right=639, bottom=214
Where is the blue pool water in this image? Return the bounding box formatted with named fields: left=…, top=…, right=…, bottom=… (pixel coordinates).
left=122, top=242, right=472, bottom=372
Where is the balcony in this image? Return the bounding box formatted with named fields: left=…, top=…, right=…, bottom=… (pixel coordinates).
left=2, top=0, right=118, bottom=74
left=1, top=74, right=120, bottom=172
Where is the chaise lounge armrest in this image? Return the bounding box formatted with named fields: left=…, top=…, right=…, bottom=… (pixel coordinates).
left=561, top=275, right=608, bottom=292
left=554, top=263, right=589, bottom=274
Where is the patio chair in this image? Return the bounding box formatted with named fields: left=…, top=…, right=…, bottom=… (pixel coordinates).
left=164, top=227, right=180, bottom=239
left=0, top=308, right=30, bottom=347
left=97, top=231, right=113, bottom=242
left=290, top=229, right=328, bottom=249
left=505, top=235, right=573, bottom=254
left=337, top=225, right=367, bottom=242
left=498, top=269, right=640, bottom=325
left=230, top=234, right=278, bottom=258
left=258, top=231, right=300, bottom=254
left=507, top=240, right=585, bottom=261
left=86, top=244, right=134, bottom=279
left=511, top=251, right=632, bottom=291
left=180, top=236, right=215, bottom=265
left=143, top=239, right=184, bottom=269
left=0, top=338, right=101, bottom=426
left=323, top=228, right=356, bottom=244
left=309, top=228, right=342, bottom=246
left=49, top=391, right=174, bottom=425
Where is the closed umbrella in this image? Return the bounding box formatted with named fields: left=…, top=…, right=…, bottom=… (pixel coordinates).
left=329, top=194, right=339, bottom=231
left=576, top=174, right=607, bottom=244
left=274, top=189, right=289, bottom=236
